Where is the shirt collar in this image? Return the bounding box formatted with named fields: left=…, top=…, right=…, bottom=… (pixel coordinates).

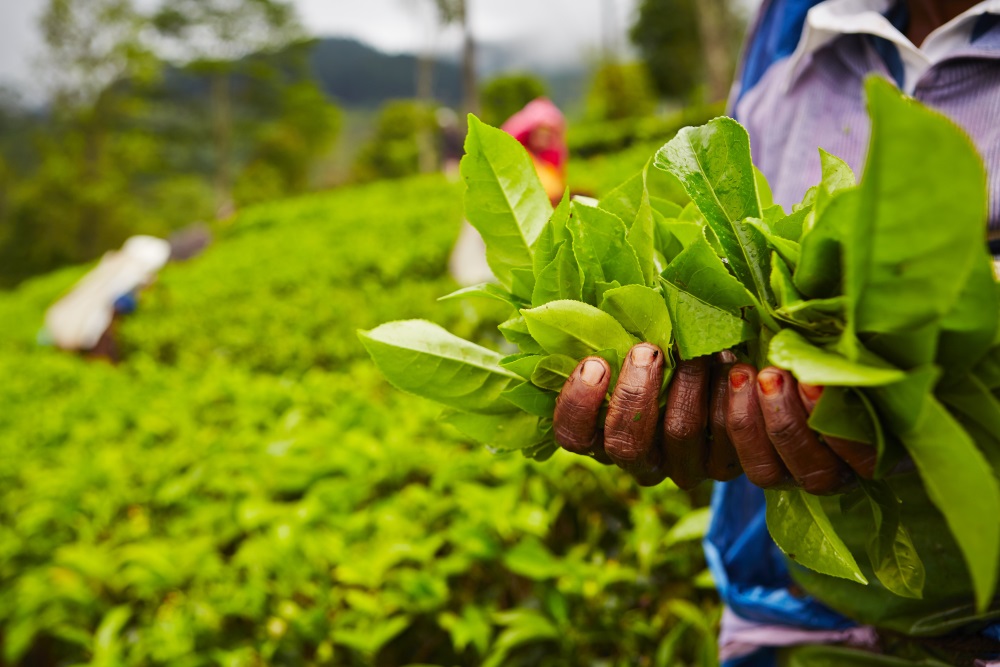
left=783, top=0, right=1000, bottom=92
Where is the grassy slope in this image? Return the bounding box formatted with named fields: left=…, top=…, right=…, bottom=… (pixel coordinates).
left=0, top=172, right=717, bottom=666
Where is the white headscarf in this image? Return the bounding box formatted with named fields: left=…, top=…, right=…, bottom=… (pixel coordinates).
left=45, top=236, right=171, bottom=350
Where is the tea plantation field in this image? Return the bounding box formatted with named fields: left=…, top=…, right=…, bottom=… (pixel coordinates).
left=0, top=172, right=719, bottom=666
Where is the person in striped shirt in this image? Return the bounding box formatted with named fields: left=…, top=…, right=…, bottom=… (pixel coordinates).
left=553, top=1, right=1000, bottom=664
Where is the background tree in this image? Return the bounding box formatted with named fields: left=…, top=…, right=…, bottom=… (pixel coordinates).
left=630, top=0, right=744, bottom=102
left=351, top=101, right=437, bottom=183
left=0, top=0, right=162, bottom=282
left=151, top=0, right=301, bottom=214
left=586, top=62, right=657, bottom=121
left=432, top=0, right=477, bottom=115
left=479, top=73, right=547, bottom=127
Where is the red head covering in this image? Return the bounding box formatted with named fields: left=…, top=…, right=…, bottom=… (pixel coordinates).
left=500, top=98, right=568, bottom=173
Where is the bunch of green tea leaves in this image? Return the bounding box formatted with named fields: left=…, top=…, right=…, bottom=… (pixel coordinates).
left=361, top=78, right=1000, bottom=609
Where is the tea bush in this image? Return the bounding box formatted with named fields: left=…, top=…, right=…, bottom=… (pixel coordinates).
left=0, top=175, right=719, bottom=665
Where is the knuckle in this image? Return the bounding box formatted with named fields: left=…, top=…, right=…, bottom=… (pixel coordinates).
left=665, top=401, right=706, bottom=442
left=603, top=427, right=654, bottom=463
left=612, top=382, right=654, bottom=413
left=765, top=410, right=811, bottom=448
left=726, top=412, right=759, bottom=442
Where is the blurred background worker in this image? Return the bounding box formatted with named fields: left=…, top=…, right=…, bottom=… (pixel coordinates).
left=500, top=97, right=568, bottom=205
left=449, top=97, right=569, bottom=285
left=44, top=236, right=171, bottom=362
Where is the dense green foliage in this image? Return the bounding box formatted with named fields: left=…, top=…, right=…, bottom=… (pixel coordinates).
left=351, top=101, right=439, bottom=184
left=364, top=80, right=1000, bottom=616
left=0, top=174, right=719, bottom=665
left=585, top=62, right=657, bottom=122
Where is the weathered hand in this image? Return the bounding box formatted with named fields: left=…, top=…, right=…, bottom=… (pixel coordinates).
left=552, top=345, right=877, bottom=492
left=552, top=344, right=742, bottom=488
left=726, top=364, right=876, bottom=494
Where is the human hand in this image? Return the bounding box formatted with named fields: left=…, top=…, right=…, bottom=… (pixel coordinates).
left=552, top=344, right=876, bottom=492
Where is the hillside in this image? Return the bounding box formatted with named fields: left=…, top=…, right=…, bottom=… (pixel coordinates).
left=0, top=168, right=717, bottom=664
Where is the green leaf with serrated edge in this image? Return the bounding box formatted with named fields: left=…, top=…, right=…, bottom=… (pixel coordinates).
left=866, top=365, right=940, bottom=435
left=599, top=284, right=673, bottom=354
left=500, top=353, right=544, bottom=380
left=778, top=296, right=846, bottom=333
left=845, top=79, right=987, bottom=338
left=678, top=202, right=726, bottom=254
left=568, top=202, right=644, bottom=302
left=864, top=323, right=940, bottom=370
left=661, top=237, right=755, bottom=315
left=594, top=279, right=623, bottom=306
left=510, top=268, right=535, bottom=302
left=768, top=329, right=906, bottom=387
left=498, top=315, right=544, bottom=354
left=858, top=479, right=925, bottom=600
left=656, top=219, right=703, bottom=257
left=654, top=117, right=772, bottom=304
left=770, top=253, right=801, bottom=310
left=531, top=354, right=578, bottom=391
left=441, top=409, right=547, bottom=450
left=814, top=148, right=857, bottom=217
left=532, top=239, right=583, bottom=306
left=899, top=395, right=1000, bottom=611
left=661, top=280, right=755, bottom=360
left=939, top=373, right=1000, bottom=438
left=754, top=165, right=775, bottom=208
left=522, top=300, right=638, bottom=361
left=653, top=218, right=686, bottom=265
left=794, top=187, right=848, bottom=299
left=748, top=218, right=801, bottom=269
left=650, top=197, right=683, bottom=219
left=678, top=202, right=704, bottom=223
left=461, top=115, right=552, bottom=289
left=439, top=283, right=527, bottom=310
left=521, top=438, right=558, bottom=462
left=599, top=172, right=644, bottom=225
left=808, top=387, right=880, bottom=447
left=532, top=189, right=571, bottom=277
left=764, top=488, right=868, bottom=584
left=360, top=321, right=520, bottom=414
left=768, top=205, right=809, bottom=242
left=500, top=382, right=557, bottom=418
left=626, top=165, right=658, bottom=285
left=938, top=252, right=1000, bottom=373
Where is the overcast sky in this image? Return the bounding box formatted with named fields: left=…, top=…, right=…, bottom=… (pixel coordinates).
left=0, top=0, right=662, bottom=99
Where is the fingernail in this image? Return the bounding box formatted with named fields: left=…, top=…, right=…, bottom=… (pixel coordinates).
left=800, top=383, right=823, bottom=401
left=729, top=371, right=749, bottom=390
left=631, top=345, right=658, bottom=367
left=717, top=350, right=738, bottom=365
left=758, top=371, right=783, bottom=397
left=581, top=360, right=606, bottom=386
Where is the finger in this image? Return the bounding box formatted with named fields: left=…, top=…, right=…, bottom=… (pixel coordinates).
left=662, top=357, right=710, bottom=490
left=706, top=353, right=742, bottom=482
left=798, top=383, right=877, bottom=480
left=757, top=369, right=850, bottom=495
left=604, top=344, right=667, bottom=486
left=726, top=364, right=790, bottom=489
left=554, top=357, right=610, bottom=456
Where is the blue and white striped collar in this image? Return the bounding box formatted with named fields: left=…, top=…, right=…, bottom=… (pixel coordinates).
left=783, top=0, right=1000, bottom=93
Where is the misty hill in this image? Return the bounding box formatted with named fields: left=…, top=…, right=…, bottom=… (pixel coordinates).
left=309, top=37, right=587, bottom=111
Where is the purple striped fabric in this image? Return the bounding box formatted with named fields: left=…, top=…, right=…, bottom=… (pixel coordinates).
left=733, top=29, right=1000, bottom=230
